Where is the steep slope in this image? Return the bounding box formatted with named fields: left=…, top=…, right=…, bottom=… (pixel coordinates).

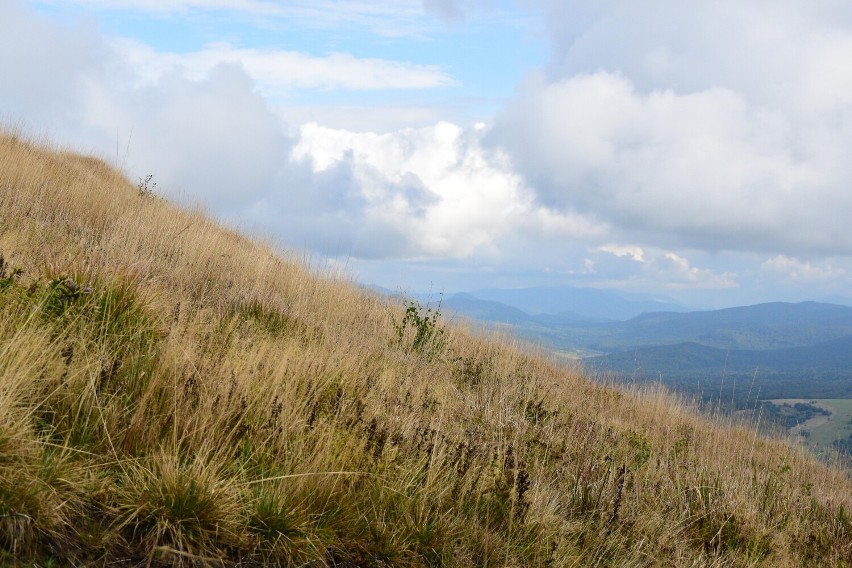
left=1, top=131, right=851, bottom=566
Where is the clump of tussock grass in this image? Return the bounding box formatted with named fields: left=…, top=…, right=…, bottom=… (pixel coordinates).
left=1, top=130, right=852, bottom=565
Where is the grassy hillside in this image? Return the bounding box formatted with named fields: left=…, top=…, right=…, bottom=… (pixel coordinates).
left=1, top=131, right=851, bottom=566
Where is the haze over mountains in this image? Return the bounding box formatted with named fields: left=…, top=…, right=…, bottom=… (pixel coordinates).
left=458, top=286, right=690, bottom=321
left=424, top=286, right=852, bottom=401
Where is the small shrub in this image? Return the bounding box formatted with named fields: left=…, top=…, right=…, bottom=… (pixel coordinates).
left=136, top=174, right=158, bottom=198
left=394, top=297, right=445, bottom=359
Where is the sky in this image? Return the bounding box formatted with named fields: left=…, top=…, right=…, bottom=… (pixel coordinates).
left=4, top=0, right=852, bottom=308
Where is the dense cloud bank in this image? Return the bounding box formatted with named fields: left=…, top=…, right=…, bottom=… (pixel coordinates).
left=490, top=0, right=852, bottom=257
left=5, top=0, right=852, bottom=303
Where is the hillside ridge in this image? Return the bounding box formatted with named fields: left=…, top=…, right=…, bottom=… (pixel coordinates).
left=1, top=131, right=851, bottom=566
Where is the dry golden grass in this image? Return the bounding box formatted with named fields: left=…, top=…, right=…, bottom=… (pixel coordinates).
left=1, top=130, right=851, bottom=566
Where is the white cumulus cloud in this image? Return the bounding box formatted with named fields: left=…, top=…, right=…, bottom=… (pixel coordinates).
left=761, top=255, right=848, bottom=282
left=291, top=121, right=600, bottom=259
left=598, top=244, right=645, bottom=263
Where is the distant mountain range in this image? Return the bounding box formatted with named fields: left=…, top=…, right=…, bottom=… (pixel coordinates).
left=372, top=283, right=690, bottom=323
left=462, top=285, right=689, bottom=321
left=399, top=286, right=852, bottom=401
left=578, top=301, right=852, bottom=351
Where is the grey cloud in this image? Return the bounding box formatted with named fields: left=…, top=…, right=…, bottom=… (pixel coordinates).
left=397, top=171, right=438, bottom=216
left=539, top=1, right=852, bottom=96
left=422, top=0, right=467, bottom=20
left=490, top=2, right=852, bottom=258
left=0, top=1, right=110, bottom=131
left=118, top=64, right=290, bottom=210
left=247, top=158, right=419, bottom=259
left=422, top=0, right=496, bottom=22
left=120, top=69, right=427, bottom=259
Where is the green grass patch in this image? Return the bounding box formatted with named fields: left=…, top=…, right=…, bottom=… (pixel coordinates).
left=769, top=398, right=852, bottom=465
